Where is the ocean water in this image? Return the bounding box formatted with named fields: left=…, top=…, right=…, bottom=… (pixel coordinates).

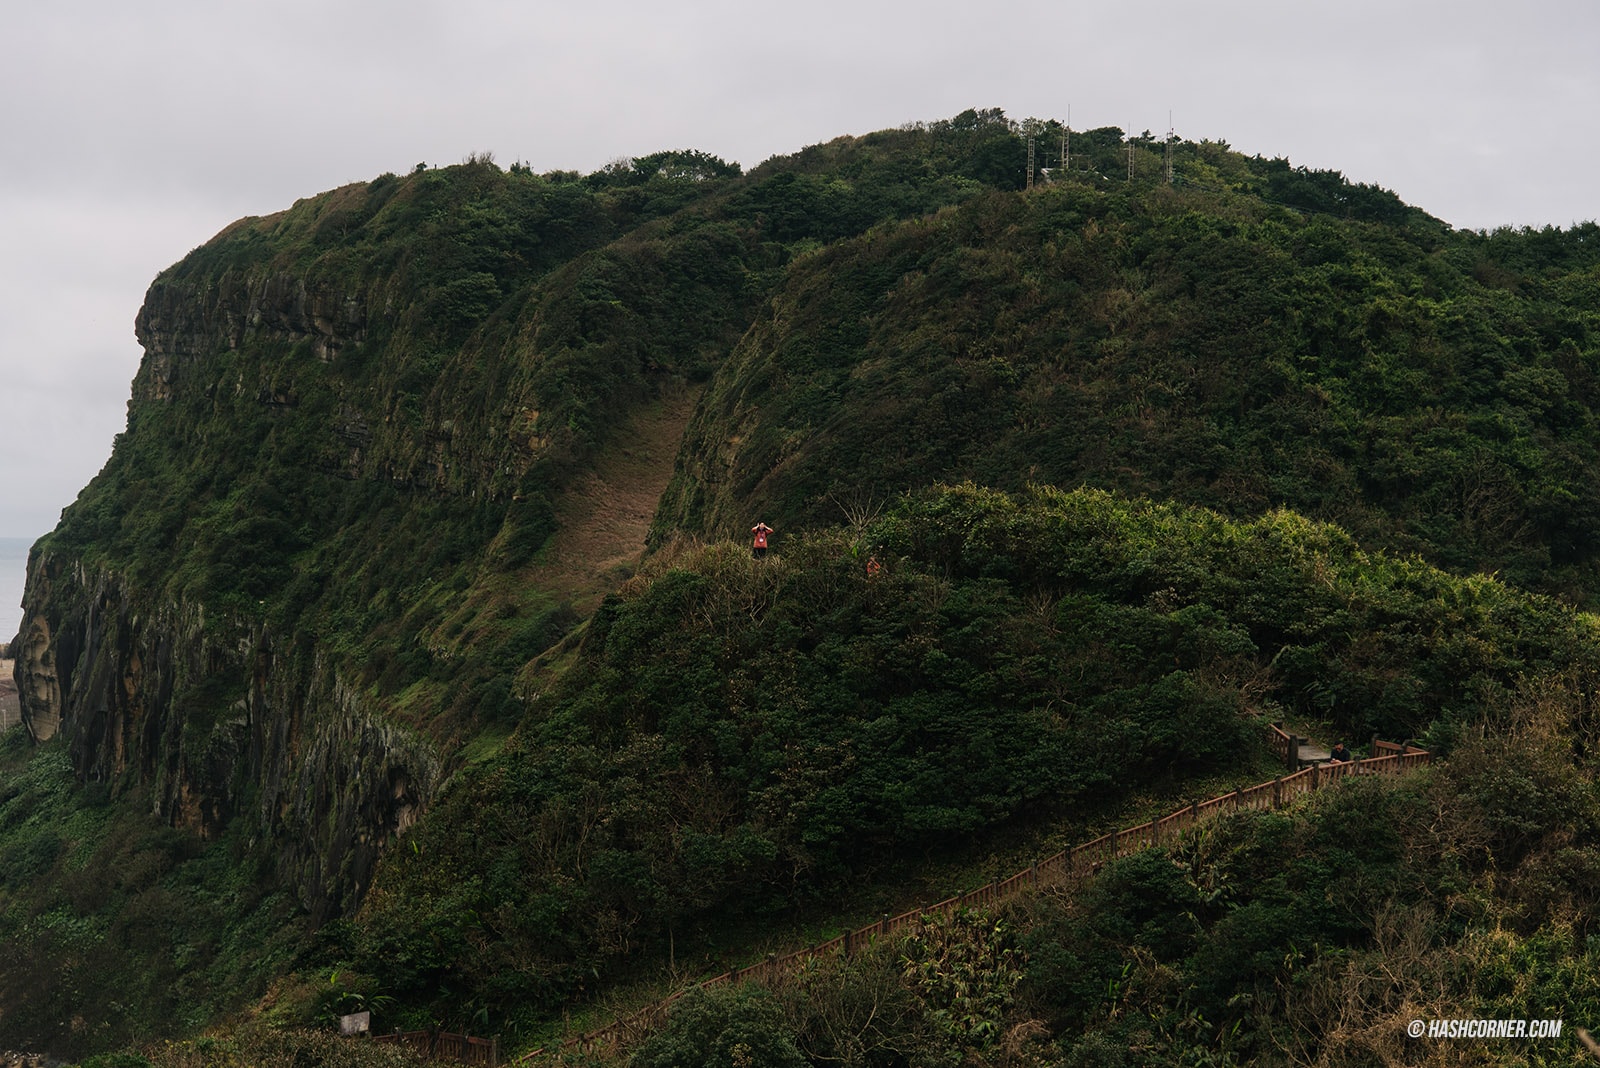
left=0, top=537, right=33, bottom=646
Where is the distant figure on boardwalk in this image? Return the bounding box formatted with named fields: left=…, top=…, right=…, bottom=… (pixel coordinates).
left=1329, top=740, right=1351, bottom=763
left=751, top=521, right=773, bottom=559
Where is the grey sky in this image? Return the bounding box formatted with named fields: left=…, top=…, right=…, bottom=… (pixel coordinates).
left=2, top=0, right=1597, bottom=540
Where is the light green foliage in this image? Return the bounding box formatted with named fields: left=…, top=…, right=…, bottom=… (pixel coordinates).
left=899, top=910, right=1024, bottom=1047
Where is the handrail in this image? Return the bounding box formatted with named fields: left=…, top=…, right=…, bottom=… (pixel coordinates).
left=511, top=738, right=1429, bottom=1063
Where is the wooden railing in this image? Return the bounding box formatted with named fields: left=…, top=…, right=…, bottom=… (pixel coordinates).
left=375, top=1029, right=499, bottom=1066
left=1268, top=721, right=1293, bottom=764
left=513, top=740, right=1431, bottom=1063
left=1372, top=738, right=1427, bottom=759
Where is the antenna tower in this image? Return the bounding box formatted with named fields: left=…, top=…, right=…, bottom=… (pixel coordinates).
left=1164, top=112, right=1175, bottom=184
left=1127, top=124, right=1135, bottom=181
left=1063, top=104, right=1070, bottom=174
left=1027, top=136, right=1036, bottom=189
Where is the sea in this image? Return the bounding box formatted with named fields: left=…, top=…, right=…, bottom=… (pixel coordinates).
left=0, top=536, right=33, bottom=646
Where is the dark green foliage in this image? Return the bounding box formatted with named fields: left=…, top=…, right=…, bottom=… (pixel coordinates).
left=0, top=740, right=306, bottom=1060
left=18, top=107, right=1600, bottom=1062
left=1013, top=730, right=1600, bottom=1064
left=657, top=170, right=1600, bottom=606
left=631, top=986, right=806, bottom=1068
left=1246, top=156, right=1421, bottom=226
left=874, top=484, right=1600, bottom=743
left=501, top=493, right=557, bottom=567
left=352, top=485, right=1600, bottom=1035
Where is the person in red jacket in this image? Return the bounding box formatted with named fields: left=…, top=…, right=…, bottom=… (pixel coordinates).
left=751, top=521, right=773, bottom=559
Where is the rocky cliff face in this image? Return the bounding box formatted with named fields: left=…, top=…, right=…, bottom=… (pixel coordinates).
left=8, top=160, right=753, bottom=926
left=133, top=267, right=372, bottom=403
left=16, top=536, right=437, bottom=920
left=127, top=261, right=481, bottom=493
left=14, top=199, right=452, bottom=918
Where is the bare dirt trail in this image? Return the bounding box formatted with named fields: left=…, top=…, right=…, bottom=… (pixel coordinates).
left=527, top=384, right=703, bottom=615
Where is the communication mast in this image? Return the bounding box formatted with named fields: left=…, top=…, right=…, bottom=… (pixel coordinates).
left=1062, top=104, right=1070, bottom=175
left=1164, top=112, right=1175, bottom=184
left=1027, top=136, right=1036, bottom=189
left=1127, top=124, right=1135, bottom=181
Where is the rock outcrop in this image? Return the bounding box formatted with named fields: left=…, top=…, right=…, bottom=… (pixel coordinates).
left=16, top=548, right=437, bottom=919
left=14, top=186, right=459, bottom=919
left=0, top=656, right=19, bottom=731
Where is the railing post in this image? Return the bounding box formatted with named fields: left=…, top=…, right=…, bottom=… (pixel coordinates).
left=1287, top=734, right=1300, bottom=769
left=1311, top=762, right=1320, bottom=789
left=881, top=912, right=890, bottom=936
left=1273, top=777, right=1282, bottom=807
left=1108, top=828, right=1118, bottom=857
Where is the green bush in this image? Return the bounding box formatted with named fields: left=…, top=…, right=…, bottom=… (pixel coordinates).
left=631, top=986, right=806, bottom=1068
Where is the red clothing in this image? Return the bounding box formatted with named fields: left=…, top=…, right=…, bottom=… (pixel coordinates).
left=751, top=523, right=772, bottom=549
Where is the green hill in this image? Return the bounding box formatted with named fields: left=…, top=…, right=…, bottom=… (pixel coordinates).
left=4, top=110, right=1600, bottom=1063
left=355, top=484, right=1600, bottom=1040
left=656, top=162, right=1600, bottom=602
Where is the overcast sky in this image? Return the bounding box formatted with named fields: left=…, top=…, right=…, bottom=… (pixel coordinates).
left=1, top=0, right=1597, bottom=542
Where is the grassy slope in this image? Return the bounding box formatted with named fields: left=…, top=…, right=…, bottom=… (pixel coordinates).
left=526, top=384, right=705, bottom=614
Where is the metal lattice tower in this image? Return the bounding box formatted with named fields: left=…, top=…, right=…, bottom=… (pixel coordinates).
left=1063, top=104, right=1071, bottom=175
left=1028, top=136, right=1036, bottom=189
left=1165, top=113, right=1175, bottom=184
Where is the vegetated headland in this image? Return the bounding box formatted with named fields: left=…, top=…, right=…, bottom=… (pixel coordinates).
left=4, top=109, right=1600, bottom=1066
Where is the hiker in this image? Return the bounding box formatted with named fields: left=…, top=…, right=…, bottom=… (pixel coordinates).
left=866, top=555, right=882, bottom=578
left=751, top=521, right=773, bottom=559
left=1329, top=740, right=1352, bottom=763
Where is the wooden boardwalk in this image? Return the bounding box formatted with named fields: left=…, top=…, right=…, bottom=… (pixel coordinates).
left=1266, top=722, right=1400, bottom=769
